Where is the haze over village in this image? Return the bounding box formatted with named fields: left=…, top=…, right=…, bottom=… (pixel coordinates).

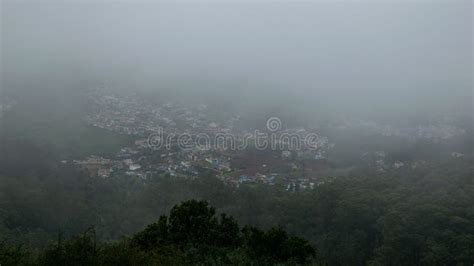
left=1, top=0, right=473, bottom=265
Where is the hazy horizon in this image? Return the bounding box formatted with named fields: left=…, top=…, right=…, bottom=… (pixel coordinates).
left=2, top=0, right=473, bottom=120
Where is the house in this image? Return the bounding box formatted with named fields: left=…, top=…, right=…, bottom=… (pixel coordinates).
left=187, top=153, right=198, bottom=161
left=180, top=161, right=191, bottom=168
left=135, top=139, right=149, bottom=148
left=205, top=158, right=220, bottom=168
left=374, top=151, right=386, bottom=158
left=218, top=161, right=231, bottom=172
left=281, top=151, right=292, bottom=158
left=97, top=168, right=112, bottom=178
left=393, top=161, right=404, bottom=169
left=286, top=182, right=297, bottom=192
left=239, top=175, right=255, bottom=183
left=451, top=152, right=465, bottom=158
left=74, top=156, right=112, bottom=177
left=129, top=164, right=142, bottom=171
left=314, top=151, right=325, bottom=160
left=266, top=175, right=276, bottom=185
left=123, top=159, right=133, bottom=166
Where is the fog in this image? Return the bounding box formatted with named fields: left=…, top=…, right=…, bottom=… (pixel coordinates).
left=2, top=2, right=474, bottom=261
left=2, top=0, right=472, bottom=120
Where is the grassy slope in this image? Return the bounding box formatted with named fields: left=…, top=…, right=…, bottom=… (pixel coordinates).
left=1, top=103, right=134, bottom=159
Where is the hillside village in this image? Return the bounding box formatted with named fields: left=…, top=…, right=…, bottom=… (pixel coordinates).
left=71, top=87, right=469, bottom=192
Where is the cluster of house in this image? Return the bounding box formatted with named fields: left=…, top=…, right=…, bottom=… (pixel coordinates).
left=232, top=173, right=276, bottom=186
left=73, top=156, right=116, bottom=178
left=364, top=150, right=416, bottom=172
left=77, top=87, right=472, bottom=193
left=330, top=118, right=466, bottom=141
left=285, top=176, right=337, bottom=192
left=381, top=124, right=466, bottom=141
left=83, top=87, right=239, bottom=138
left=71, top=132, right=234, bottom=181
left=71, top=131, right=337, bottom=193
left=73, top=86, right=346, bottom=191
left=73, top=155, right=180, bottom=180
left=359, top=149, right=467, bottom=173
left=220, top=172, right=330, bottom=192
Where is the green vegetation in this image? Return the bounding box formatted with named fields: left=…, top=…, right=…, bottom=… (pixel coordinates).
left=1, top=200, right=315, bottom=265
left=1, top=103, right=473, bottom=265
left=0, top=100, right=133, bottom=159
left=1, top=157, right=473, bottom=265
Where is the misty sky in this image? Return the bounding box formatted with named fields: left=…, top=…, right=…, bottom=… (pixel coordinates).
left=1, top=0, right=472, bottom=119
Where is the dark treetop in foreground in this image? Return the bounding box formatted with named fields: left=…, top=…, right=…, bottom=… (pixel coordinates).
left=1, top=200, right=315, bottom=265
